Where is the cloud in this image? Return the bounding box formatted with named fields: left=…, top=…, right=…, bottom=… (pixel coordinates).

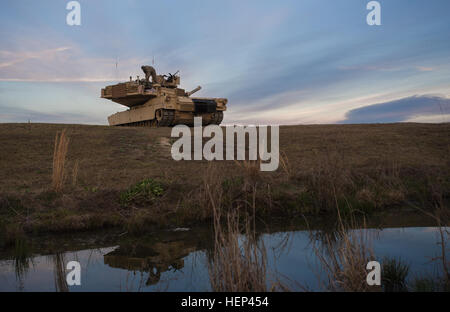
left=416, top=66, right=434, bottom=72
left=0, top=105, right=106, bottom=124
left=0, top=43, right=149, bottom=82
left=405, top=113, right=450, bottom=123
left=1, top=1, right=450, bottom=125
left=339, top=65, right=437, bottom=73
left=339, top=65, right=401, bottom=72
left=341, top=95, right=450, bottom=124
left=0, top=47, right=71, bottom=69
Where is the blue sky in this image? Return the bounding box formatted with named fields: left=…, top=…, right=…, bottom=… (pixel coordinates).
left=0, top=0, right=449, bottom=124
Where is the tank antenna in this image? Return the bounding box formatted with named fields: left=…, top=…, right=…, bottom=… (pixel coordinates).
left=114, top=57, right=119, bottom=81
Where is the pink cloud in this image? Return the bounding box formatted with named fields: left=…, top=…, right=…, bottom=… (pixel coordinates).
left=416, top=66, right=434, bottom=72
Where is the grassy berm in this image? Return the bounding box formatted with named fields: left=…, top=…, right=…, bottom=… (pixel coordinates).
left=0, top=122, right=448, bottom=246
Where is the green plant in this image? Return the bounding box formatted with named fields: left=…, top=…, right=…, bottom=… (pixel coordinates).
left=120, top=178, right=164, bottom=207
left=83, top=186, right=98, bottom=193
left=0, top=196, right=25, bottom=218
left=382, top=257, right=409, bottom=292
left=411, top=277, right=437, bottom=292
left=221, top=176, right=243, bottom=192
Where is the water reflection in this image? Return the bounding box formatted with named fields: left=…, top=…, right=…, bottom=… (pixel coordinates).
left=103, top=228, right=213, bottom=287
left=13, top=238, right=33, bottom=291
left=53, top=253, right=68, bottom=292
left=0, top=218, right=448, bottom=292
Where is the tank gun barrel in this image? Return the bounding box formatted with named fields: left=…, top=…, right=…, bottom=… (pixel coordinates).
left=187, top=86, right=202, bottom=96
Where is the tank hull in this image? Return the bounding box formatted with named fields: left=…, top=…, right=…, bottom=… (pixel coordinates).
left=107, top=92, right=226, bottom=127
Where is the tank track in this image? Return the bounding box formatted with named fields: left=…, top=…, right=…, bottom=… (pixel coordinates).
left=157, top=109, right=175, bottom=126
left=116, top=110, right=223, bottom=127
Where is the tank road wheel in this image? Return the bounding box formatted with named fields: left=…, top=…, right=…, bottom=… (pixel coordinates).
left=155, top=109, right=175, bottom=127
left=212, top=111, right=224, bottom=125
left=156, top=109, right=163, bottom=124
left=150, top=119, right=158, bottom=128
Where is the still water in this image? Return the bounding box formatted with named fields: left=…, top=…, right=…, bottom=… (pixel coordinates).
left=0, top=216, right=447, bottom=291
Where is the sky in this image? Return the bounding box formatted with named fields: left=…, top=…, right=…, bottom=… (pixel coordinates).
left=0, top=0, right=449, bottom=125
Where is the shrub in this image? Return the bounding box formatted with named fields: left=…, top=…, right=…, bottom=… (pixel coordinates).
left=382, top=257, right=409, bottom=292
left=120, top=178, right=164, bottom=207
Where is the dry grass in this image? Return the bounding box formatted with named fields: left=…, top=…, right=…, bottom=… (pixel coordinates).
left=429, top=197, right=449, bottom=289
left=310, top=208, right=377, bottom=292
left=0, top=122, right=447, bottom=195
left=206, top=172, right=268, bottom=291
left=309, top=177, right=448, bottom=292
left=279, top=151, right=291, bottom=180
left=234, top=159, right=261, bottom=185
left=0, top=122, right=448, bottom=239
left=202, top=160, right=268, bottom=291
left=410, top=180, right=450, bottom=290
left=208, top=207, right=268, bottom=292
left=53, top=253, right=69, bottom=292
left=52, top=129, right=69, bottom=192
left=204, top=161, right=293, bottom=292
left=71, top=159, right=79, bottom=186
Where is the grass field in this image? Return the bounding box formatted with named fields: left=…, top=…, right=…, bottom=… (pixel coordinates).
left=0, top=122, right=449, bottom=246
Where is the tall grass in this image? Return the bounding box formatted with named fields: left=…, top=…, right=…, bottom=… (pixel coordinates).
left=431, top=206, right=449, bottom=291
left=382, top=257, right=409, bottom=292
left=234, top=159, right=261, bottom=186
left=408, top=173, right=449, bottom=290
left=72, top=159, right=79, bottom=186
left=310, top=208, right=376, bottom=291
left=52, top=129, right=69, bottom=192
left=309, top=185, right=448, bottom=292
left=206, top=161, right=268, bottom=291
left=53, top=253, right=69, bottom=292
left=208, top=206, right=268, bottom=292
left=208, top=206, right=267, bottom=292
left=279, top=151, right=291, bottom=180
left=13, top=237, right=31, bottom=291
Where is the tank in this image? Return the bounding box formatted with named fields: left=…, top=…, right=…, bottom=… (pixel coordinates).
left=101, top=66, right=227, bottom=127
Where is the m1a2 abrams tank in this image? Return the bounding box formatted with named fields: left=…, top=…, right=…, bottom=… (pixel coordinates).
left=101, top=66, right=227, bottom=127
